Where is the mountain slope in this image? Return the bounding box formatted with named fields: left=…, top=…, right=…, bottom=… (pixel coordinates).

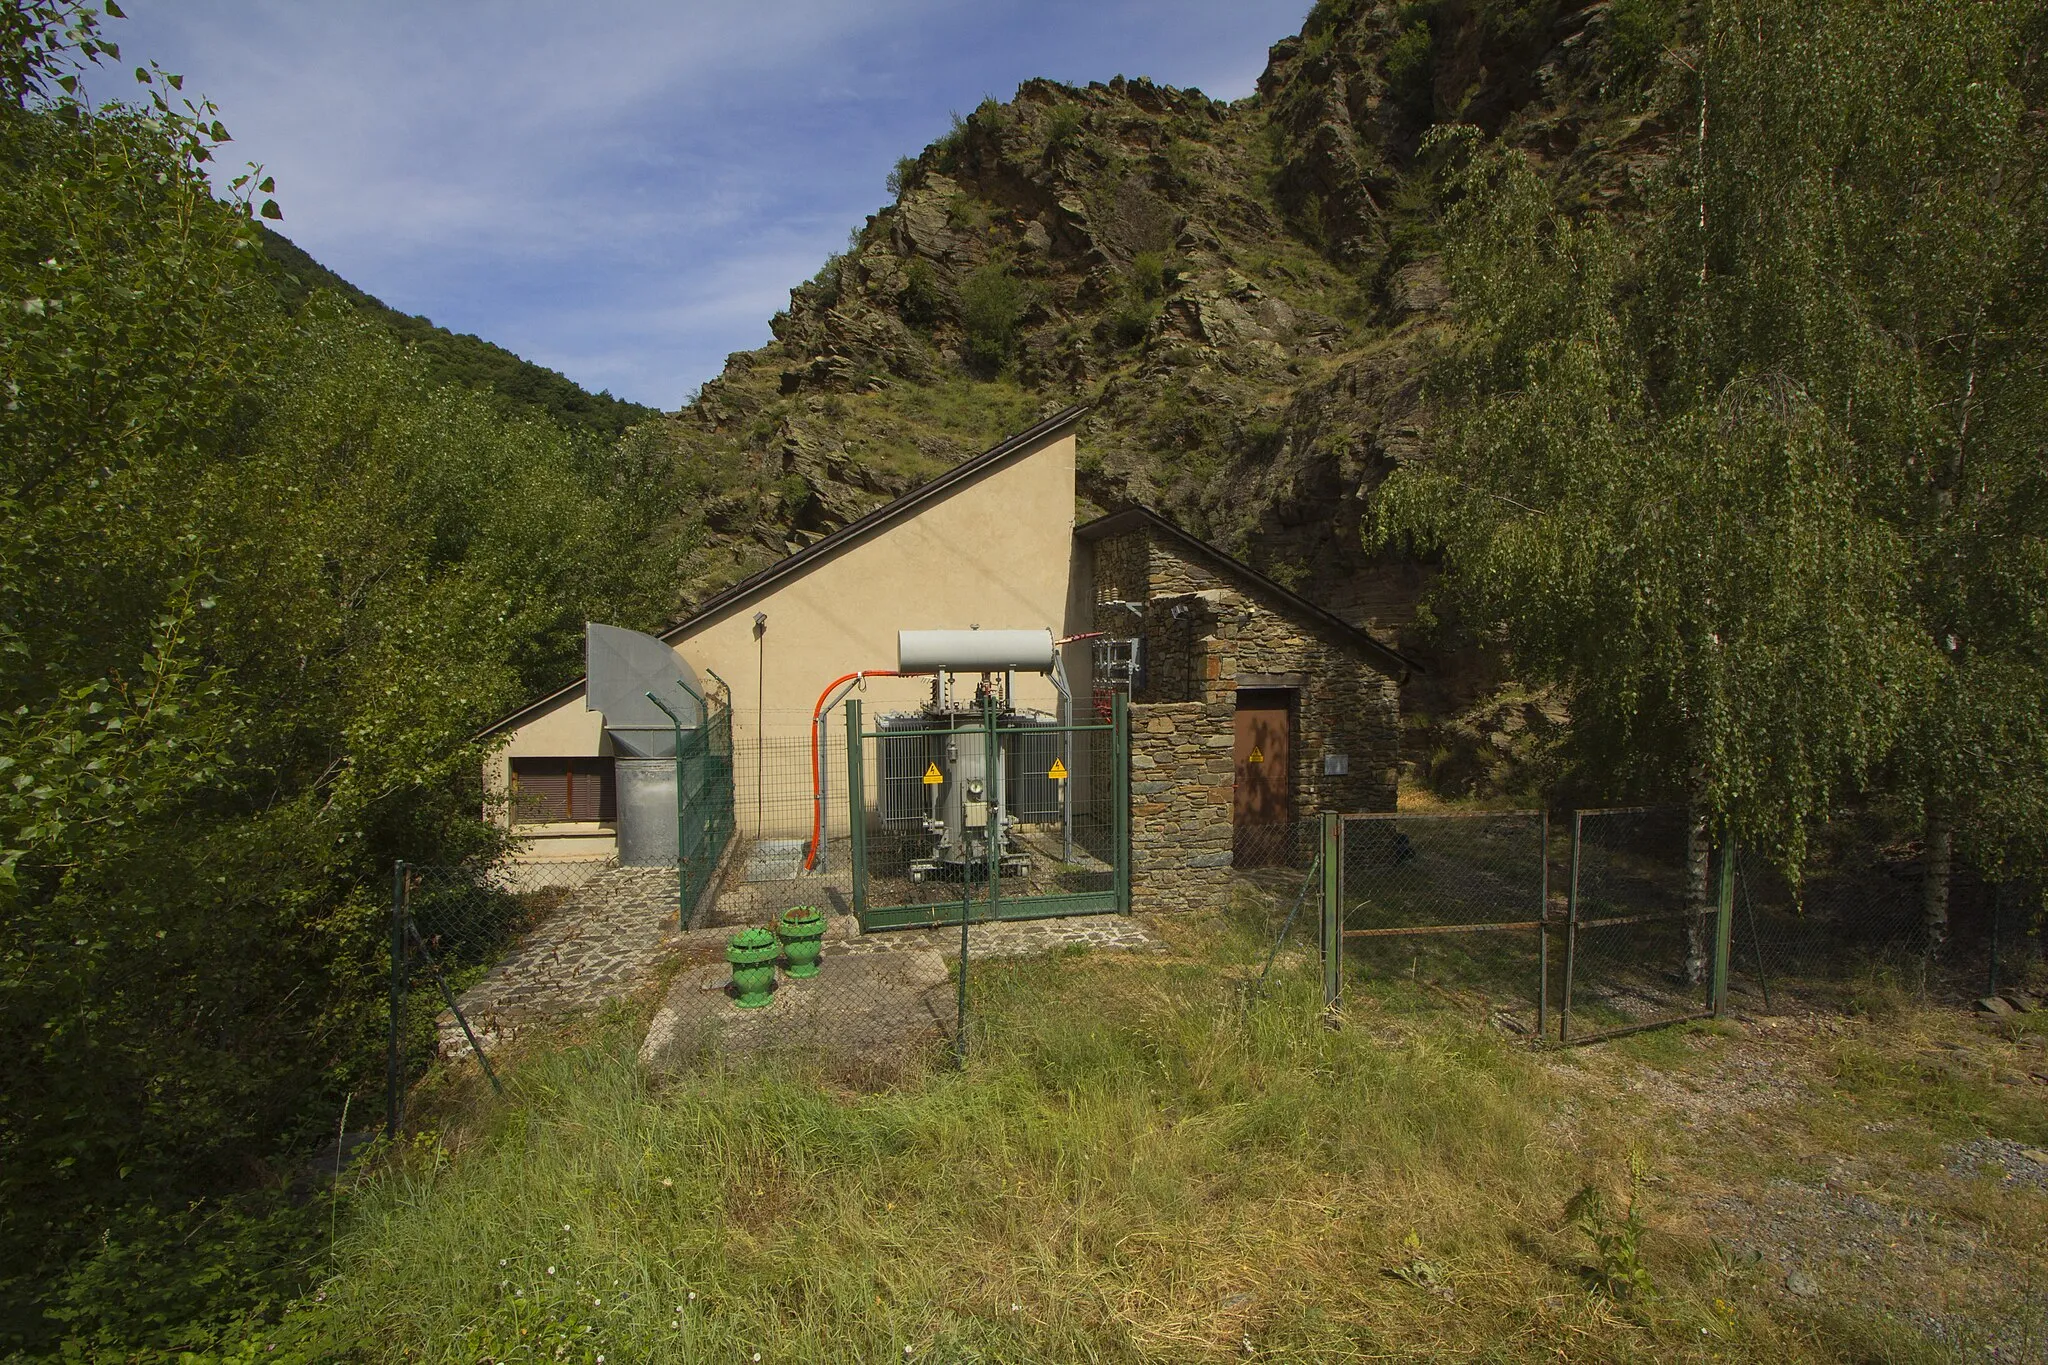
left=256, top=228, right=657, bottom=441
left=631, top=0, right=1677, bottom=775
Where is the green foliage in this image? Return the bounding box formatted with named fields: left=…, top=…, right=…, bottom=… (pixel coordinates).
left=1603, top=0, right=1683, bottom=87
left=885, top=154, right=918, bottom=198
left=1384, top=16, right=1436, bottom=118
left=1479, top=0, right=1562, bottom=50
left=1563, top=1152, right=1657, bottom=1302
left=36, top=1192, right=333, bottom=1358
left=809, top=250, right=850, bottom=310
left=1376, top=0, right=2048, bottom=874
left=1041, top=102, right=1084, bottom=159
left=257, top=230, right=658, bottom=440
left=971, top=93, right=1010, bottom=137
left=1103, top=250, right=1177, bottom=350
left=898, top=256, right=944, bottom=330
left=958, top=259, right=1032, bottom=373
left=0, top=10, right=689, bottom=1350
left=1128, top=249, right=1172, bottom=301
left=931, top=109, right=969, bottom=169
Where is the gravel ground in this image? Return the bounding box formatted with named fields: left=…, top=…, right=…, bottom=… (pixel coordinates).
left=1555, top=1002, right=2048, bottom=1363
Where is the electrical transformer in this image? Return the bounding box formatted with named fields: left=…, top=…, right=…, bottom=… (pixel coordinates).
left=877, top=674, right=1061, bottom=882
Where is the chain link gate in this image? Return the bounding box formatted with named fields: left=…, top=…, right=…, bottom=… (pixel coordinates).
left=1316, top=806, right=1735, bottom=1044
left=1560, top=807, right=1730, bottom=1043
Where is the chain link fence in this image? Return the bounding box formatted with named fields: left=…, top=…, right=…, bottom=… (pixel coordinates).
left=392, top=784, right=2044, bottom=1130
left=1731, top=826, right=2042, bottom=1011
left=1228, top=819, right=1325, bottom=1000
left=388, top=851, right=1023, bottom=1122
left=387, top=858, right=629, bottom=1132
left=1337, top=811, right=1552, bottom=1035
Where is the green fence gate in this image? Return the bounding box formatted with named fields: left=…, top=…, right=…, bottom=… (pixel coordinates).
left=844, top=692, right=1129, bottom=931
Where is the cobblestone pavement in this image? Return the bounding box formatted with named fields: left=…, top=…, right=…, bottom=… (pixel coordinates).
left=436, top=866, right=696, bottom=1055
left=438, top=866, right=1157, bottom=1057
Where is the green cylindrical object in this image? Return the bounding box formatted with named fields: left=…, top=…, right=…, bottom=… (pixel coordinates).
left=726, top=926, right=780, bottom=1008
left=777, top=905, right=826, bottom=979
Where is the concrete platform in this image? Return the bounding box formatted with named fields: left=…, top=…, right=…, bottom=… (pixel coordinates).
left=639, top=949, right=956, bottom=1078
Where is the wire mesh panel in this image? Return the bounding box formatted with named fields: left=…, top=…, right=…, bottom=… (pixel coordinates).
left=1563, top=807, right=1711, bottom=1042
left=1230, top=819, right=1325, bottom=995
left=1337, top=812, right=1549, bottom=1032
left=849, top=697, right=1126, bottom=931
left=692, top=726, right=859, bottom=931
left=1726, top=827, right=1984, bottom=1008
left=677, top=696, right=735, bottom=923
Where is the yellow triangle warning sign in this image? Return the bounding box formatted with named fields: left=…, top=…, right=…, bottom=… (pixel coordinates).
left=1047, top=757, right=1068, bottom=781
left=1247, top=746, right=1265, bottom=764
left=922, top=762, right=944, bottom=785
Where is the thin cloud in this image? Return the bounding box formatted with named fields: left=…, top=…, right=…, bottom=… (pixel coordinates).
left=118, top=1, right=1309, bottom=408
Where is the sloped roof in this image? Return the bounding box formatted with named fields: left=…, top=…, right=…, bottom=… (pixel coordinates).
left=478, top=403, right=1090, bottom=739
left=1074, top=506, right=1417, bottom=681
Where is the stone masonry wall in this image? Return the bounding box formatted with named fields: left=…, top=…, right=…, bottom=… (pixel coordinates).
left=1091, top=522, right=1402, bottom=914
left=1129, top=701, right=1236, bottom=914
left=1133, top=532, right=1399, bottom=816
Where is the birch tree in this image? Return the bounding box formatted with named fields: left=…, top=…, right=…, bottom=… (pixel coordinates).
left=1376, top=0, right=2048, bottom=903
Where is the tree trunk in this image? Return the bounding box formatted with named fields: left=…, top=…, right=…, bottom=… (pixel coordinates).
left=1685, top=809, right=1711, bottom=986
left=1922, top=813, right=1952, bottom=959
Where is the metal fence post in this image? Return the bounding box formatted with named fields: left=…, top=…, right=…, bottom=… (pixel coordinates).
left=1710, top=841, right=1736, bottom=1016
left=1562, top=813, right=1582, bottom=1042
left=1112, top=691, right=1131, bottom=915
left=845, top=698, right=866, bottom=925
left=1320, top=812, right=1342, bottom=1013
left=386, top=859, right=405, bottom=1139
left=1537, top=811, right=1550, bottom=1040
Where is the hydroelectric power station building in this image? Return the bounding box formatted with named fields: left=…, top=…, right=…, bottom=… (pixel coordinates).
left=478, top=406, right=1410, bottom=922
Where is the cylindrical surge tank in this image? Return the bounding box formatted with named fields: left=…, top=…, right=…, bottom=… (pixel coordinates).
left=897, top=628, right=1054, bottom=674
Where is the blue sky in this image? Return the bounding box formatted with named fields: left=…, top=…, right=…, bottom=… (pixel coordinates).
left=112, top=2, right=1313, bottom=411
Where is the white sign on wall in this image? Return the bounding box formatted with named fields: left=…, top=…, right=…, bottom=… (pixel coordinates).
left=1323, top=753, right=1349, bottom=776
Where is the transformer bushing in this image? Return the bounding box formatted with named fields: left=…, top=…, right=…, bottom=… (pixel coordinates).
left=879, top=675, right=1056, bottom=883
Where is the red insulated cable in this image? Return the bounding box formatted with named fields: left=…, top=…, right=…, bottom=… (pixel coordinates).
left=803, top=669, right=917, bottom=870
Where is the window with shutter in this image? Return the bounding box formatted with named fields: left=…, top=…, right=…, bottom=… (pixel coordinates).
left=512, top=758, right=616, bottom=825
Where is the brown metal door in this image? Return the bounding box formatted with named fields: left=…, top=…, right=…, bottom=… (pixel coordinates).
left=1234, top=689, right=1293, bottom=864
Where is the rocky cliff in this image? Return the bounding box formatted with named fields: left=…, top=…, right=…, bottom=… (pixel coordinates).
left=640, top=0, right=1684, bottom=790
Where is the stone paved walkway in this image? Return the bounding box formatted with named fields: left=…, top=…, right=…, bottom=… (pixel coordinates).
left=435, top=866, right=695, bottom=1055
left=437, top=867, right=1158, bottom=1058
left=831, top=913, right=1158, bottom=960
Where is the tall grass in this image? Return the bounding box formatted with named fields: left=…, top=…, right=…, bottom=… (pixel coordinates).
left=286, top=936, right=1945, bottom=1362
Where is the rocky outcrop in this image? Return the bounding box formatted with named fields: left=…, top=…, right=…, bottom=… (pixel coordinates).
left=636, top=0, right=1679, bottom=791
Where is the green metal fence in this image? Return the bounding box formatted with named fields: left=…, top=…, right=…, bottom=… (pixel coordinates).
left=678, top=684, right=736, bottom=926
left=844, top=692, right=1129, bottom=932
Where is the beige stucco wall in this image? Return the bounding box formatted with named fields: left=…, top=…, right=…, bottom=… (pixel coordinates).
left=485, top=428, right=1088, bottom=847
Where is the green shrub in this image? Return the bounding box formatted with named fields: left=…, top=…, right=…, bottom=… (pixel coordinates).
left=1605, top=0, right=1681, bottom=87
left=959, top=261, right=1032, bottom=372
left=1042, top=103, right=1085, bottom=158
left=899, top=257, right=944, bottom=329
left=1130, top=250, right=1174, bottom=301
left=1386, top=19, right=1435, bottom=117
left=1106, top=298, right=1156, bottom=350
